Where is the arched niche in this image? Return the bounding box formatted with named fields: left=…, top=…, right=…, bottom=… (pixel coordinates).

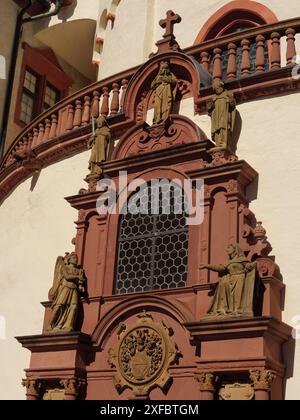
left=123, top=51, right=212, bottom=122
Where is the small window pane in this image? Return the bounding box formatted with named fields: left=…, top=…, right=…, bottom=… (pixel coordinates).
left=44, top=83, right=59, bottom=110
left=20, top=92, right=34, bottom=124
left=24, top=70, right=37, bottom=94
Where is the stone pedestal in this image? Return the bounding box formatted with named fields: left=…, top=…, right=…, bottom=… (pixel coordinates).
left=186, top=317, right=291, bottom=400
left=17, top=333, right=91, bottom=400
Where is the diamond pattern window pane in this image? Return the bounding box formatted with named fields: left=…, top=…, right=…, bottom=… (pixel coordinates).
left=20, top=92, right=34, bottom=124
left=114, top=181, right=189, bottom=295
left=44, top=83, right=58, bottom=110
left=24, top=70, right=37, bottom=94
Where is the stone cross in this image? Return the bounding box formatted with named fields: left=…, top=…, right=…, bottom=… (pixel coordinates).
left=159, top=10, right=182, bottom=39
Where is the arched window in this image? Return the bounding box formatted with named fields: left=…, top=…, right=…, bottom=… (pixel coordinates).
left=114, top=181, right=189, bottom=295
left=194, top=1, right=278, bottom=79
left=195, top=1, right=278, bottom=43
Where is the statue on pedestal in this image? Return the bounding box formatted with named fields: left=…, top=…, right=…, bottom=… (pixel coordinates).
left=207, top=79, right=236, bottom=149
left=47, top=253, right=86, bottom=333
left=151, top=61, right=178, bottom=125
left=88, top=115, right=112, bottom=177
left=199, top=244, right=257, bottom=318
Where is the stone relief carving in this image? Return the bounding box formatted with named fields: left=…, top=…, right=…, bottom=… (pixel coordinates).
left=250, top=370, right=276, bottom=390
left=219, top=383, right=255, bottom=400
left=108, top=312, right=180, bottom=396
left=195, top=372, right=217, bottom=391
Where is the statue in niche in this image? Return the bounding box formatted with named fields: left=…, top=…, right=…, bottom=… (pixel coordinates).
left=47, top=253, right=86, bottom=333
left=199, top=244, right=257, bottom=318
left=151, top=61, right=178, bottom=125
left=88, top=115, right=113, bottom=177
left=207, top=78, right=236, bottom=149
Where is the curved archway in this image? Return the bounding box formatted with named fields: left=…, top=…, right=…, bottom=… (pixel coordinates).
left=91, top=294, right=194, bottom=349
left=194, top=0, right=278, bottom=44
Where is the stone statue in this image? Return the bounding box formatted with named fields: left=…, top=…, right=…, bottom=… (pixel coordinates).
left=47, top=253, right=86, bottom=333
left=199, top=244, right=257, bottom=318
left=151, top=61, right=178, bottom=125
left=207, top=78, right=236, bottom=149
left=88, top=115, right=112, bottom=176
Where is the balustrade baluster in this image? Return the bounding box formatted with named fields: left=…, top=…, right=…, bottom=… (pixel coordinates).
left=212, top=48, right=222, bottom=79
left=241, top=39, right=251, bottom=76
left=73, top=100, right=83, bottom=128
left=255, top=34, right=266, bottom=74
left=270, top=32, right=281, bottom=70
left=31, top=127, right=39, bottom=148
left=66, top=104, right=74, bottom=131
left=92, top=91, right=100, bottom=118
left=120, top=79, right=128, bottom=113
left=227, top=43, right=237, bottom=80
left=286, top=28, right=297, bottom=66
left=43, top=119, right=51, bottom=141
left=37, top=123, right=45, bottom=145
left=82, top=96, right=91, bottom=126
left=49, top=114, right=58, bottom=139
left=110, top=83, right=120, bottom=115
left=200, top=51, right=210, bottom=72
left=101, top=87, right=110, bottom=116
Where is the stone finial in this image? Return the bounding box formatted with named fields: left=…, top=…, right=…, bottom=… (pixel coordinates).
left=153, top=10, right=182, bottom=55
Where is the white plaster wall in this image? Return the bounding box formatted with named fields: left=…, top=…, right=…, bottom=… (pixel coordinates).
left=0, top=0, right=18, bottom=129
left=0, top=151, right=89, bottom=400
left=96, top=0, right=300, bottom=79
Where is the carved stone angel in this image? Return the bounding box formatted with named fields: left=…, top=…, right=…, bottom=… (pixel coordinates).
left=199, top=244, right=257, bottom=318
left=47, top=253, right=86, bottom=333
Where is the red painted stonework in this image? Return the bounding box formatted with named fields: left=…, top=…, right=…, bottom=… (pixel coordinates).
left=16, top=18, right=292, bottom=400
left=17, top=128, right=291, bottom=399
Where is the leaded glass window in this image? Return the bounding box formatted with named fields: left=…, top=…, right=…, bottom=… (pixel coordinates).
left=114, top=181, right=189, bottom=295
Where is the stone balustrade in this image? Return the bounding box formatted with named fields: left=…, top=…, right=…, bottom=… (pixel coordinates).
left=1, top=17, right=299, bottom=191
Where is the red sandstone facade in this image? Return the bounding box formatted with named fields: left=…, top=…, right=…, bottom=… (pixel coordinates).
left=15, top=8, right=295, bottom=401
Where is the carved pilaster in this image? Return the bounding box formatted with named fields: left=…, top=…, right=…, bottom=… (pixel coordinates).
left=250, top=370, right=276, bottom=400
left=22, top=379, right=42, bottom=400
left=195, top=372, right=217, bottom=400
left=60, top=377, right=87, bottom=400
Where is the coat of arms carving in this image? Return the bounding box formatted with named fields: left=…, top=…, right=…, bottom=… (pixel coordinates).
left=108, top=312, right=180, bottom=396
